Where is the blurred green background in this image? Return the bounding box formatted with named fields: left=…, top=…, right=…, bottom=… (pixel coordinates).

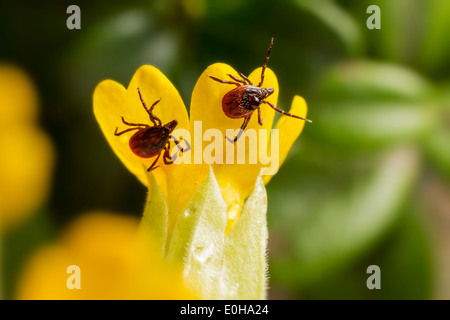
left=2, top=0, right=450, bottom=299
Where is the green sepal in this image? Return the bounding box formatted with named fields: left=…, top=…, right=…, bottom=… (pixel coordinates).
left=140, top=172, right=168, bottom=256
left=140, top=167, right=269, bottom=299
left=167, top=167, right=228, bottom=299
left=220, top=175, right=268, bottom=300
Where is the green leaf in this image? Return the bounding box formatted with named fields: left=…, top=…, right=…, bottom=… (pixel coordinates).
left=270, top=146, right=420, bottom=285
left=369, top=0, right=423, bottom=63
left=314, top=101, right=435, bottom=148
left=425, top=125, right=450, bottom=180
left=419, top=0, right=450, bottom=73
left=296, top=206, right=433, bottom=299
left=295, top=0, right=362, bottom=54
left=424, top=86, right=450, bottom=180
left=370, top=208, right=433, bottom=299
left=312, top=60, right=436, bottom=148
left=220, top=176, right=268, bottom=300
left=66, top=9, right=179, bottom=104
left=317, top=60, right=433, bottom=102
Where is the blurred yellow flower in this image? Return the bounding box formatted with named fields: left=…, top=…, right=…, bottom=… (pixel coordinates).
left=16, top=212, right=196, bottom=299
left=93, top=63, right=308, bottom=299
left=0, top=64, right=54, bottom=232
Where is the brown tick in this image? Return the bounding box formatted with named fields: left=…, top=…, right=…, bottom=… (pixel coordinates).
left=209, top=38, right=312, bottom=143
left=114, top=88, right=190, bottom=172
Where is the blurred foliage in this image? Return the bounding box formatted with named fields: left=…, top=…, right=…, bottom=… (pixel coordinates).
left=1, top=0, right=450, bottom=299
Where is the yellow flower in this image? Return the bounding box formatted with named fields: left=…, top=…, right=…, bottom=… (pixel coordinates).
left=191, top=63, right=307, bottom=226
left=94, top=64, right=307, bottom=228
left=0, top=64, right=54, bottom=232
left=93, top=62, right=308, bottom=299
left=94, top=66, right=204, bottom=232
left=16, top=212, right=196, bottom=299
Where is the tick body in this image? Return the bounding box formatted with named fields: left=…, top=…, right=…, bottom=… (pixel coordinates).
left=222, top=85, right=274, bottom=119
left=114, top=88, right=190, bottom=172
left=209, top=38, right=311, bottom=143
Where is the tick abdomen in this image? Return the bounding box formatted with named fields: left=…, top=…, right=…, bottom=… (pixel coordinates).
left=129, top=127, right=169, bottom=158
left=222, top=85, right=265, bottom=118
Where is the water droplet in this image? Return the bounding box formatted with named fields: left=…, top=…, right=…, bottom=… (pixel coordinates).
left=193, top=244, right=213, bottom=263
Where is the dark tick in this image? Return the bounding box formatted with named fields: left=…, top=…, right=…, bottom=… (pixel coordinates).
left=114, top=88, right=191, bottom=172
left=209, top=38, right=312, bottom=143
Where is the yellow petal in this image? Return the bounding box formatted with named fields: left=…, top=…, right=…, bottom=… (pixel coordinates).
left=0, top=64, right=54, bottom=231
left=263, top=95, right=308, bottom=185
left=93, top=65, right=189, bottom=201
left=0, top=64, right=38, bottom=127
left=125, top=66, right=189, bottom=132
left=16, top=212, right=196, bottom=299
left=190, top=63, right=279, bottom=225
left=190, top=63, right=278, bottom=143
left=0, top=126, right=54, bottom=231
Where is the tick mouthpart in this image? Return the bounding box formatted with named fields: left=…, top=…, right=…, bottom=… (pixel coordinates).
left=164, top=120, right=178, bottom=133
left=264, top=87, right=274, bottom=96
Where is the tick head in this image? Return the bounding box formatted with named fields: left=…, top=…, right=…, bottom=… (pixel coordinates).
left=263, top=87, right=274, bottom=98
left=163, top=120, right=178, bottom=133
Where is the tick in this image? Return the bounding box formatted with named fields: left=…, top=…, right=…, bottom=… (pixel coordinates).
left=209, top=38, right=312, bottom=143
left=114, top=88, right=191, bottom=172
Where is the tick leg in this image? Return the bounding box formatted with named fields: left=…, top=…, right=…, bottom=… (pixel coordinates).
left=170, top=136, right=191, bottom=153
left=147, top=97, right=162, bottom=126
left=209, top=76, right=241, bottom=87
left=262, top=100, right=312, bottom=122
left=114, top=127, right=141, bottom=136
left=238, top=73, right=252, bottom=85
left=147, top=152, right=161, bottom=172
left=163, top=143, right=175, bottom=164
left=137, top=88, right=162, bottom=126
left=258, top=107, right=264, bottom=126
left=121, top=116, right=149, bottom=128
left=227, top=74, right=246, bottom=85
left=226, top=116, right=251, bottom=143
left=257, top=37, right=274, bottom=87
